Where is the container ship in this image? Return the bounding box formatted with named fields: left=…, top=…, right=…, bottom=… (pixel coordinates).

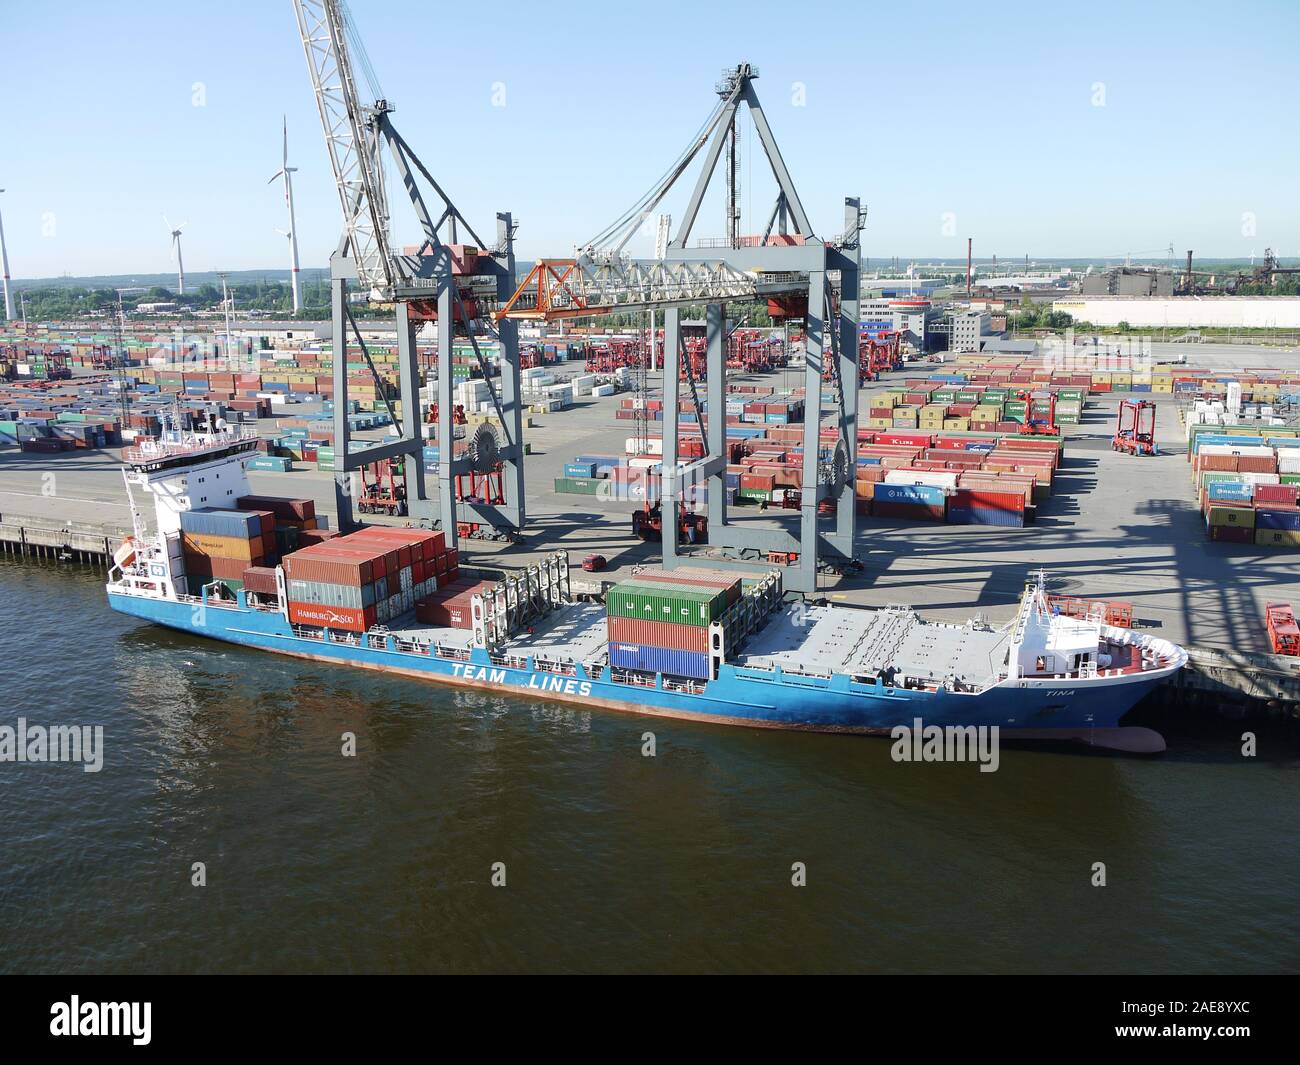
left=105, top=425, right=1187, bottom=752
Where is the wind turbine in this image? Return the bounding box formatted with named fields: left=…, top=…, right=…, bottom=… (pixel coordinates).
left=163, top=215, right=188, bottom=294
left=268, top=117, right=302, bottom=313
left=0, top=188, right=13, bottom=322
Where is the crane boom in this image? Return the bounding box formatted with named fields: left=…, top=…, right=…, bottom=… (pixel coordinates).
left=292, top=0, right=393, bottom=296
left=496, top=256, right=808, bottom=321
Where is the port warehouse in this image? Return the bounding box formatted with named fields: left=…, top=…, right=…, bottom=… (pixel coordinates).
left=1051, top=296, right=1300, bottom=328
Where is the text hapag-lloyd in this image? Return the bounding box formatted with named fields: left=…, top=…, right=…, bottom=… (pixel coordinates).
left=451, top=662, right=593, bottom=697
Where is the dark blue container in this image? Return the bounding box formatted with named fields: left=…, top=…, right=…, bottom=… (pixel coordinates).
left=1256, top=508, right=1300, bottom=532
left=966, top=505, right=1025, bottom=528
left=609, top=642, right=710, bottom=680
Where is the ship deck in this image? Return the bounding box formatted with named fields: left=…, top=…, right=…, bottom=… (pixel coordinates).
left=737, top=605, right=1011, bottom=689
left=389, top=600, right=1013, bottom=690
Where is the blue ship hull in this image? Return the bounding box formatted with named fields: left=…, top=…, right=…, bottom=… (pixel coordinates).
left=107, top=591, right=1170, bottom=744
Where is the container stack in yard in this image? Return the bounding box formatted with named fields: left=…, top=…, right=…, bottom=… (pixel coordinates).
left=555, top=425, right=1059, bottom=527
left=605, top=569, right=740, bottom=680
left=1189, top=424, right=1300, bottom=548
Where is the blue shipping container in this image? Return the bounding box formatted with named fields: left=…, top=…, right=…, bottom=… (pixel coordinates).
left=609, top=642, right=710, bottom=680
left=1256, top=508, right=1300, bottom=532
left=180, top=507, right=262, bottom=538
left=964, top=505, right=1025, bottom=528
left=1206, top=481, right=1253, bottom=502
left=247, top=456, right=293, bottom=472
left=873, top=482, right=946, bottom=507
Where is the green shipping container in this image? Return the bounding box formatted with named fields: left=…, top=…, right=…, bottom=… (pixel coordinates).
left=554, top=477, right=601, bottom=495
left=606, top=581, right=727, bottom=626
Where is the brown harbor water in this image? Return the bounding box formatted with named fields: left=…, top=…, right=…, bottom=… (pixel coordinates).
left=1, top=558, right=1297, bottom=974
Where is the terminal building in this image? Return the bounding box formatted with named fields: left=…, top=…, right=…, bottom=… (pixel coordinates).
left=1051, top=296, right=1300, bottom=329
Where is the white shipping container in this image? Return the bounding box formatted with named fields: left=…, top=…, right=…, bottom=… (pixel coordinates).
left=1199, top=443, right=1275, bottom=458
left=592, top=383, right=615, bottom=397
left=884, top=470, right=959, bottom=489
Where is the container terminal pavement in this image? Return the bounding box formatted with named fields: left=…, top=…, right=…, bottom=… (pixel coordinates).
left=4, top=350, right=1300, bottom=660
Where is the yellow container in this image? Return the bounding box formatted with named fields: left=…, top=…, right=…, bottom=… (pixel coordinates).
left=1208, top=506, right=1255, bottom=528
left=1255, top=529, right=1300, bottom=548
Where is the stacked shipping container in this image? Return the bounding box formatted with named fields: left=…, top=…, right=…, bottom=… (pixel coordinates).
left=605, top=569, right=740, bottom=680
left=282, top=526, right=454, bottom=632
left=1188, top=428, right=1300, bottom=547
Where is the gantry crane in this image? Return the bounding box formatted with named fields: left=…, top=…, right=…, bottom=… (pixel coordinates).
left=498, top=63, right=862, bottom=593
left=292, top=0, right=525, bottom=546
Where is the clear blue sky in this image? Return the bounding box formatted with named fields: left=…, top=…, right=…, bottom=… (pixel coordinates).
left=3, top=0, right=1297, bottom=280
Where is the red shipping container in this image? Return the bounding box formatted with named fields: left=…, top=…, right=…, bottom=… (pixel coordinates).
left=241, top=566, right=280, bottom=595
left=1207, top=525, right=1253, bottom=544
left=237, top=495, right=316, bottom=522
left=287, top=602, right=378, bottom=632
left=297, top=528, right=340, bottom=546
left=1197, top=455, right=1240, bottom=473
left=1238, top=455, right=1278, bottom=474
left=875, top=432, right=934, bottom=448
left=282, top=545, right=384, bottom=585
left=1255, top=484, right=1300, bottom=505
left=415, top=579, right=495, bottom=628
left=952, top=489, right=1024, bottom=512
left=740, top=472, right=776, bottom=491
left=607, top=615, right=710, bottom=653
left=634, top=569, right=742, bottom=604
left=184, top=553, right=249, bottom=580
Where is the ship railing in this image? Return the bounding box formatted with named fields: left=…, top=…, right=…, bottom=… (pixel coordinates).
left=331, top=631, right=362, bottom=646
left=123, top=425, right=258, bottom=465
left=488, top=651, right=529, bottom=670
left=610, top=667, right=657, bottom=688
left=394, top=636, right=431, bottom=655
left=535, top=658, right=577, bottom=677
left=291, top=624, right=325, bottom=641
left=662, top=677, right=708, bottom=695
left=178, top=592, right=240, bottom=611
left=781, top=663, right=833, bottom=681
left=366, top=633, right=388, bottom=650
left=435, top=644, right=472, bottom=661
